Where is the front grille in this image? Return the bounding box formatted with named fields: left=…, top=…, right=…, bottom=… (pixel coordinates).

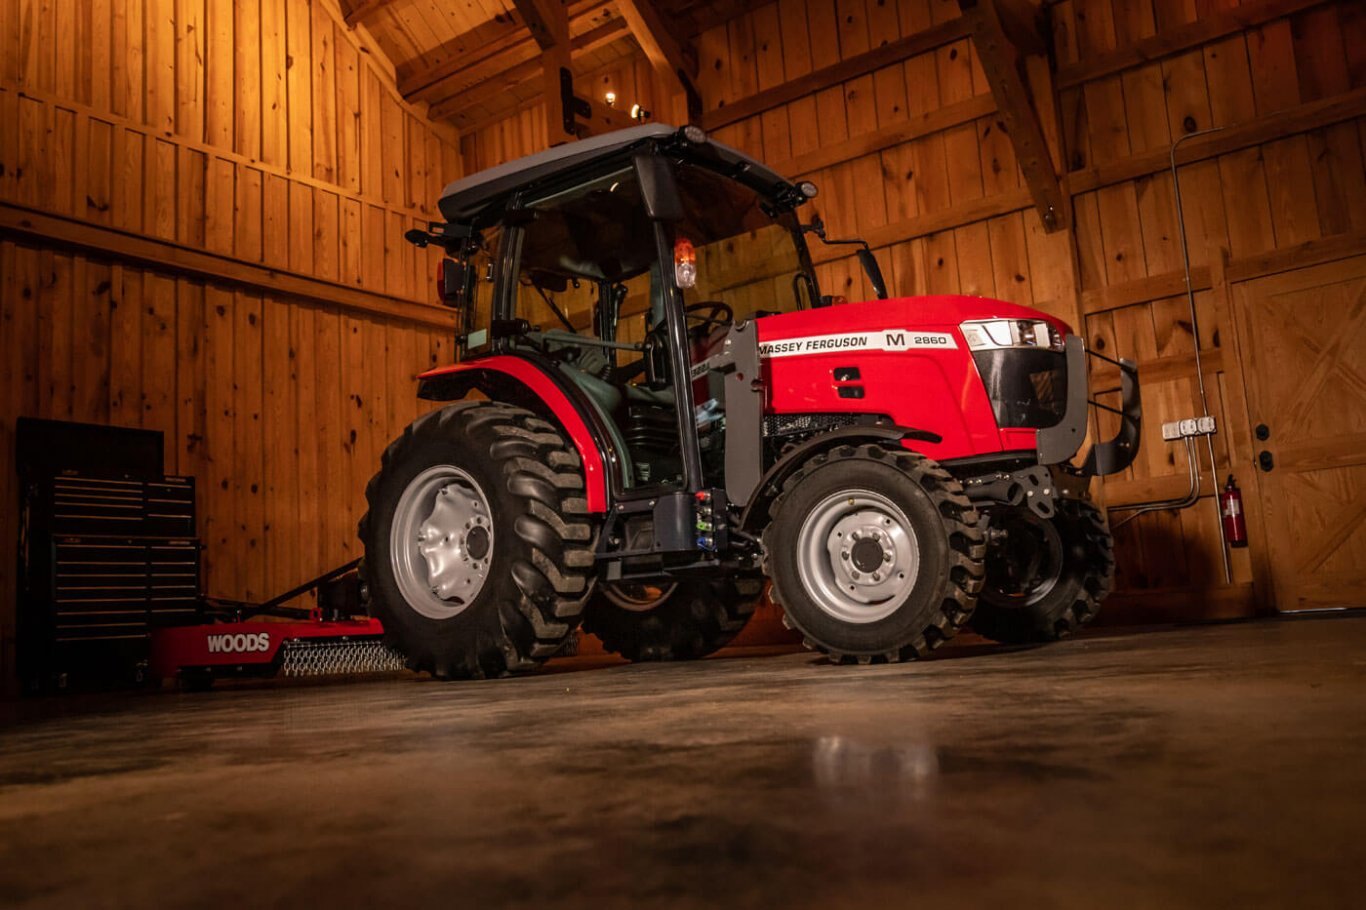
left=763, top=413, right=864, bottom=439
left=971, top=349, right=1068, bottom=428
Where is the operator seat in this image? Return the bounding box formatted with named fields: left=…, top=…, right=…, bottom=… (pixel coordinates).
left=557, top=356, right=636, bottom=487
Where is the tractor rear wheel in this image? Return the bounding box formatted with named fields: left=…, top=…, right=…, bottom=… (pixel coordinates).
left=970, top=500, right=1113, bottom=643
left=359, top=402, right=597, bottom=679
left=582, top=576, right=763, bottom=661
left=764, top=444, right=985, bottom=663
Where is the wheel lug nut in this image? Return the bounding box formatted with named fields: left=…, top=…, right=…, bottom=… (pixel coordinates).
left=872, top=573, right=881, bottom=582
left=841, top=550, right=849, bottom=560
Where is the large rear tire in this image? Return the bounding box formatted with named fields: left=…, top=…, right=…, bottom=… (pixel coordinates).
left=970, top=500, right=1114, bottom=644
left=359, top=402, right=597, bottom=679
left=764, top=444, right=985, bottom=664
left=582, top=577, right=763, bottom=661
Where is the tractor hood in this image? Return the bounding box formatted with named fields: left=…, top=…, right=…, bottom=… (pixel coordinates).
left=752, top=295, right=1072, bottom=343
left=751, top=295, right=1077, bottom=463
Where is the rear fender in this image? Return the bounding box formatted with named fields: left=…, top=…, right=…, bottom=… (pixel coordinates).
left=418, top=357, right=608, bottom=513
left=739, top=424, right=942, bottom=532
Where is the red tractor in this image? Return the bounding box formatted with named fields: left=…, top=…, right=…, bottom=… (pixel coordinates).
left=361, top=124, right=1141, bottom=678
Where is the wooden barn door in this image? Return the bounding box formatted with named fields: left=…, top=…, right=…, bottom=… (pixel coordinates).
left=1232, top=256, right=1366, bottom=612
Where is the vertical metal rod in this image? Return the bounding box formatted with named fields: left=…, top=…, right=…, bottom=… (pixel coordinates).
left=1170, top=128, right=1233, bottom=584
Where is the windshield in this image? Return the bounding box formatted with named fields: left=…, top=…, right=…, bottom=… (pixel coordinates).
left=672, top=160, right=816, bottom=319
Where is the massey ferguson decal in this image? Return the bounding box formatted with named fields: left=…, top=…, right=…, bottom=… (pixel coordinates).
left=759, top=330, right=958, bottom=358
left=206, top=631, right=272, bottom=654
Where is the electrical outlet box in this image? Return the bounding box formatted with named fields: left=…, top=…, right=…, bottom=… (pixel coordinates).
left=1162, top=415, right=1219, bottom=441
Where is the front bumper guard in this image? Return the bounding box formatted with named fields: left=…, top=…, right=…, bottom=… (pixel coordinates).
left=1036, top=334, right=1141, bottom=477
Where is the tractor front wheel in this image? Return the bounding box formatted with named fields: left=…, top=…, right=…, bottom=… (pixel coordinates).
left=582, top=576, right=763, bottom=661
left=359, top=402, right=597, bottom=679
left=970, top=500, right=1114, bottom=643
left=764, top=445, right=985, bottom=663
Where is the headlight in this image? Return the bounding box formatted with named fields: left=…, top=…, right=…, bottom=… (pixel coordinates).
left=959, top=319, right=1064, bottom=351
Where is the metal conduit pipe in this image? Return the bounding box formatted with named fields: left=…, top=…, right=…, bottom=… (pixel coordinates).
left=1099, top=130, right=1232, bottom=580
left=1110, top=436, right=1201, bottom=529
left=1170, top=128, right=1233, bottom=584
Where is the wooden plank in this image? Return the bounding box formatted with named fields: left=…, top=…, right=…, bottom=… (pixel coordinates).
left=290, top=303, right=320, bottom=582
left=1308, top=122, right=1366, bottom=237
left=0, top=201, right=458, bottom=330
left=262, top=172, right=289, bottom=270
left=335, top=34, right=362, bottom=192
left=1247, top=19, right=1302, bottom=116
left=260, top=0, right=287, bottom=168
left=173, top=277, right=206, bottom=479
left=1064, top=87, right=1366, bottom=197
left=701, top=17, right=970, bottom=130
left=1203, top=34, right=1256, bottom=129
left=1262, top=134, right=1322, bottom=248
left=71, top=256, right=113, bottom=425
left=146, top=0, right=176, bottom=135
left=205, top=0, right=233, bottom=149
left=1055, top=0, right=1332, bottom=89
left=285, top=0, right=312, bottom=176
left=176, top=0, right=207, bottom=142
left=141, top=272, right=178, bottom=467
left=261, top=294, right=298, bottom=594
left=233, top=289, right=265, bottom=600
left=107, top=265, right=143, bottom=428
left=1217, top=147, right=1276, bottom=259
left=198, top=282, right=230, bottom=594
left=311, top=3, right=336, bottom=182
left=1080, top=230, right=1366, bottom=316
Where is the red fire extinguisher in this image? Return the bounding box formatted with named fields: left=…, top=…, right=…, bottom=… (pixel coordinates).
left=1220, top=475, right=1248, bottom=548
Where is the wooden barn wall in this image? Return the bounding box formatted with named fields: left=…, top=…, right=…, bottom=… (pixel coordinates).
left=0, top=0, right=462, bottom=685
left=462, top=0, right=1366, bottom=624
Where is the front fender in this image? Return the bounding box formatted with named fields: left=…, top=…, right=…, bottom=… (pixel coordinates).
left=738, top=424, right=942, bottom=532
left=418, top=357, right=609, bottom=513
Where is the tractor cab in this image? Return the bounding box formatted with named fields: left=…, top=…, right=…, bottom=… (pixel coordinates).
left=411, top=124, right=832, bottom=500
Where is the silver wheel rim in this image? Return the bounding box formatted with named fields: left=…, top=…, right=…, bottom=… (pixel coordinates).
left=602, top=582, right=678, bottom=613
left=390, top=465, right=494, bottom=620
left=796, top=489, right=920, bottom=624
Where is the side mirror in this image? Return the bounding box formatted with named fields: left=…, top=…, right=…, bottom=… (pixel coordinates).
left=437, top=258, right=468, bottom=309
left=857, top=247, right=888, bottom=300
left=634, top=154, right=684, bottom=222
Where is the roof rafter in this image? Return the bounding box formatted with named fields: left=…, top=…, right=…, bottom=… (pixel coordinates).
left=339, top=0, right=398, bottom=29
left=958, top=0, right=1067, bottom=231
left=617, top=0, right=702, bottom=122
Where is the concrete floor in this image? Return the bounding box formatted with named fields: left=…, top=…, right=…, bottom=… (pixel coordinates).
left=2, top=617, right=1366, bottom=909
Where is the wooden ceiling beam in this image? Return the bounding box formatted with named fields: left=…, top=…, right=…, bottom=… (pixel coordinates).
left=510, top=0, right=631, bottom=143
left=427, top=19, right=628, bottom=122
left=339, top=0, right=398, bottom=30
left=512, top=0, right=571, bottom=50
left=617, top=0, right=702, bottom=123
left=958, top=0, right=1067, bottom=231
left=399, top=1, right=611, bottom=102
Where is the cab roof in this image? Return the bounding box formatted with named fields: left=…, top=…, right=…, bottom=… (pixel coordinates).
left=436, top=124, right=795, bottom=223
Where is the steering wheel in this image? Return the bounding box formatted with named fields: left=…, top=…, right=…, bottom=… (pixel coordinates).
left=684, top=300, right=733, bottom=334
